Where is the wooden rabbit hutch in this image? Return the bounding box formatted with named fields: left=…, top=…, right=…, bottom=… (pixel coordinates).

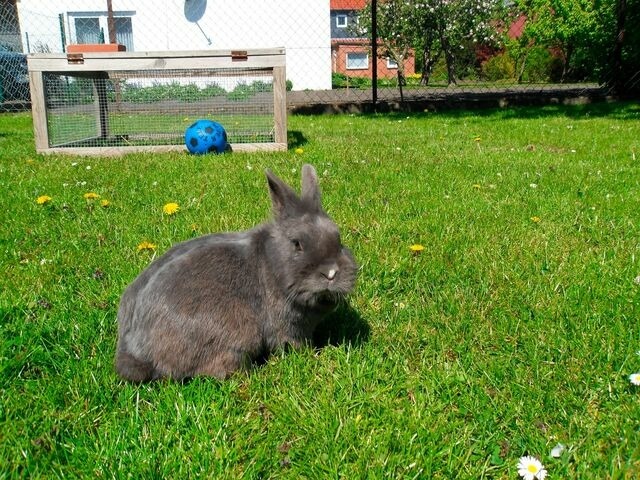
left=27, top=48, right=287, bottom=155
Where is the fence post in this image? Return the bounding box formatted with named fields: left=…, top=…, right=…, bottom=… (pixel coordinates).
left=58, top=14, right=66, bottom=52
left=371, top=0, right=377, bottom=112
left=107, top=0, right=117, bottom=44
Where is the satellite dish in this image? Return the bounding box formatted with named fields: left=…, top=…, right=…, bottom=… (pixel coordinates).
left=184, top=0, right=207, bottom=23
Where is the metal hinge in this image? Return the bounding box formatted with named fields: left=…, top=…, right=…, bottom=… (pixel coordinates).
left=231, top=50, right=248, bottom=61
left=67, top=53, right=84, bottom=64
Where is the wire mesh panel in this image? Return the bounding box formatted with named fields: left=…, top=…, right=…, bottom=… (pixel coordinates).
left=28, top=49, right=287, bottom=155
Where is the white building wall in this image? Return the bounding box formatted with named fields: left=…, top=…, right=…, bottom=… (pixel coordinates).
left=17, top=0, right=332, bottom=91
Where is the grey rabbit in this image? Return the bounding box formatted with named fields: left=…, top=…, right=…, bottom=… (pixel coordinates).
left=115, top=164, right=358, bottom=381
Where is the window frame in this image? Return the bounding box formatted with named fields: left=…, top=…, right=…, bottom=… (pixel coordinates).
left=346, top=51, right=369, bottom=70
left=336, top=14, right=348, bottom=28
left=67, top=11, right=135, bottom=51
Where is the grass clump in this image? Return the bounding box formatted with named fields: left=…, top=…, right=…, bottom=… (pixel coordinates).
left=1, top=102, right=639, bottom=478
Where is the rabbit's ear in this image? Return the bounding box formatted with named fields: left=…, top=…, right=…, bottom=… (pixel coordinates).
left=300, top=164, right=322, bottom=212
left=266, top=169, right=301, bottom=219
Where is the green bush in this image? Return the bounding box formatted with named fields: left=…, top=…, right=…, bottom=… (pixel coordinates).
left=404, top=74, right=422, bottom=86
left=332, top=72, right=348, bottom=88
left=248, top=80, right=273, bottom=93
left=427, top=57, right=449, bottom=84
left=227, top=82, right=253, bottom=101
left=115, top=82, right=184, bottom=103
left=349, top=76, right=370, bottom=89
left=107, top=81, right=227, bottom=103
left=200, top=83, right=227, bottom=98
left=60, top=78, right=95, bottom=105
left=520, top=46, right=553, bottom=83
left=226, top=80, right=277, bottom=101
left=455, top=41, right=481, bottom=81
left=331, top=73, right=372, bottom=89
left=482, top=53, right=515, bottom=81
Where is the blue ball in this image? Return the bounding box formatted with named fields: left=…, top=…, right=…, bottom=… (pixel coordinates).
left=185, top=119, right=229, bottom=154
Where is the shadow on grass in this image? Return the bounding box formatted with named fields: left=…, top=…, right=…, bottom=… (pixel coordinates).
left=455, top=100, right=639, bottom=121
left=313, top=301, right=370, bottom=348
left=287, top=130, right=308, bottom=149
left=365, top=99, right=640, bottom=122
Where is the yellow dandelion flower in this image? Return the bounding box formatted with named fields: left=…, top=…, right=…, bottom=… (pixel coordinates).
left=137, top=241, right=157, bottom=252
left=295, top=147, right=304, bottom=154
left=473, top=136, right=481, bottom=142
left=100, top=199, right=111, bottom=207
left=472, top=184, right=482, bottom=190
left=531, top=216, right=541, bottom=223
left=163, top=202, right=180, bottom=215
left=84, top=192, right=100, bottom=200
left=409, top=244, right=425, bottom=254
left=36, top=195, right=52, bottom=205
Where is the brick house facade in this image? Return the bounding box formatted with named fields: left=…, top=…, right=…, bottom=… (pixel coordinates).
left=330, top=0, right=414, bottom=80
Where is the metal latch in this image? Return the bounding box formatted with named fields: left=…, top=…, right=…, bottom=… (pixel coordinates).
left=67, top=53, right=84, bottom=64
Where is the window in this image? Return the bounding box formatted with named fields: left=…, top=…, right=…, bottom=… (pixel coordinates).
left=336, top=14, right=348, bottom=28
left=114, top=17, right=133, bottom=50
left=387, top=58, right=398, bottom=69
left=68, top=12, right=134, bottom=51
left=75, top=17, right=101, bottom=44
left=346, top=52, right=368, bottom=70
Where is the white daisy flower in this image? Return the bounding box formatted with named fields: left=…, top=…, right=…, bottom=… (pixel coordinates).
left=517, top=455, right=547, bottom=480
left=629, top=373, right=640, bottom=386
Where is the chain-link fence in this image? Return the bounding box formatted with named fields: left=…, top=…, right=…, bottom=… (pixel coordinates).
left=1, top=0, right=638, bottom=112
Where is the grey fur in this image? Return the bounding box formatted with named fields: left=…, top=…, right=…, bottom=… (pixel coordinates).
left=115, top=164, right=358, bottom=381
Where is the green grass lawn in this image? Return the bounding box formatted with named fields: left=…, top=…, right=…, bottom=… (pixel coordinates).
left=1, top=102, right=639, bottom=478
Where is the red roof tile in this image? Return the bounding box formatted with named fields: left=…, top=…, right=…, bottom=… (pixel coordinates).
left=331, top=0, right=367, bottom=10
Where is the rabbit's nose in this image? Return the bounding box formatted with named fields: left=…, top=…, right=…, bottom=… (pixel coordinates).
left=323, top=267, right=338, bottom=281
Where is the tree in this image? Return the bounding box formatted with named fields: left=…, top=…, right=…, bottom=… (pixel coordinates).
left=609, top=0, right=640, bottom=93
left=509, top=0, right=616, bottom=82
left=502, top=13, right=538, bottom=83
left=356, top=0, right=415, bottom=100
left=423, top=0, right=502, bottom=85
left=360, top=0, right=501, bottom=86
left=375, top=0, right=413, bottom=97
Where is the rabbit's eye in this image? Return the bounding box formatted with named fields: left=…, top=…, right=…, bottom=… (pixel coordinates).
left=292, top=239, right=303, bottom=252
